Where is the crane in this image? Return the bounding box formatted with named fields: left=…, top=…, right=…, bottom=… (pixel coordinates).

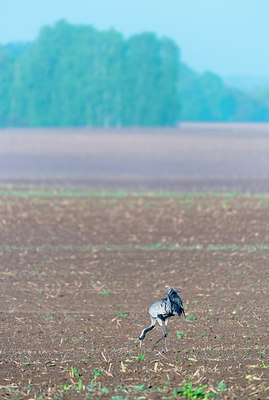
left=139, top=288, right=185, bottom=353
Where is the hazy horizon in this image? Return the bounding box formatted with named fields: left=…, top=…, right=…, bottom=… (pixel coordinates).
left=1, top=0, right=269, bottom=80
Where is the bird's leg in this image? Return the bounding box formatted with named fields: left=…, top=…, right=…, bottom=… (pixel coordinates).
left=164, top=319, right=169, bottom=353
left=153, top=322, right=166, bottom=349
left=154, top=318, right=170, bottom=353
left=153, top=333, right=165, bottom=347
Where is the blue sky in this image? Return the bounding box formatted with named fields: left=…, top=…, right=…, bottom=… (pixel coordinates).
left=1, top=0, right=269, bottom=77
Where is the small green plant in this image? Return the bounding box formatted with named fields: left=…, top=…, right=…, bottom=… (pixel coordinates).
left=177, top=331, right=185, bottom=339
left=59, top=383, right=73, bottom=390
left=173, top=382, right=216, bottom=399
left=77, top=377, right=82, bottom=390
left=216, top=380, right=228, bottom=392
left=132, top=384, right=147, bottom=391
left=89, top=368, right=103, bottom=389
left=122, top=352, right=133, bottom=362
left=157, top=381, right=169, bottom=392
left=60, top=366, right=83, bottom=391
left=129, top=336, right=138, bottom=344
left=70, top=366, right=80, bottom=378
left=186, top=314, right=196, bottom=321
left=118, top=312, right=129, bottom=319
left=102, top=290, right=111, bottom=296
left=182, top=199, right=193, bottom=206
left=199, top=333, right=206, bottom=338
left=261, top=360, right=269, bottom=368
left=137, top=352, right=145, bottom=362
left=260, top=349, right=266, bottom=356
left=92, top=367, right=103, bottom=379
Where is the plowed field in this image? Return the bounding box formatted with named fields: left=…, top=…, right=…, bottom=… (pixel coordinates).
left=1, top=187, right=269, bottom=399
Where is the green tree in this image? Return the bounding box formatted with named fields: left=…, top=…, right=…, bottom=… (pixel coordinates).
left=3, top=20, right=269, bottom=126
left=0, top=46, right=14, bottom=126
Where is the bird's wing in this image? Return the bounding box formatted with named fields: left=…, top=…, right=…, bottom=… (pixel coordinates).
left=149, top=299, right=167, bottom=318
left=170, top=293, right=185, bottom=318
left=174, top=300, right=185, bottom=317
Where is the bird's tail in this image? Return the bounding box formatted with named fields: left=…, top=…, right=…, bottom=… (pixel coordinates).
left=168, top=288, right=185, bottom=318
left=174, top=300, right=185, bottom=318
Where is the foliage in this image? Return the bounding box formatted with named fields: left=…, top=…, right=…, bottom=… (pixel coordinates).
left=179, top=63, right=269, bottom=122
left=0, top=46, right=15, bottom=126
left=2, top=20, right=179, bottom=127
left=172, top=382, right=216, bottom=399
left=1, top=20, right=269, bottom=126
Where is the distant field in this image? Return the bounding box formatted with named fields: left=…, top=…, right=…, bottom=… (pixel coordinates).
left=0, top=189, right=269, bottom=399
left=0, top=123, right=269, bottom=192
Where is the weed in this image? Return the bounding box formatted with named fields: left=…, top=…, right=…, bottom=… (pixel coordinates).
left=137, top=352, right=145, bottom=362
left=182, top=199, right=193, bottom=206
left=118, top=312, right=129, bottom=319
left=70, top=366, right=80, bottom=378
left=216, top=380, right=228, bottom=392
left=63, top=315, right=74, bottom=322
left=22, top=361, right=36, bottom=366
left=260, top=349, right=266, bottom=356
left=60, top=366, right=82, bottom=392
left=261, top=360, right=269, bottom=368
left=177, top=331, right=185, bottom=339
left=102, top=290, right=111, bottom=296
left=188, top=357, right=198, bottom=364
left=77, top=378, right=82, bottom=390
left=158, top=381, right=169, bottom=392
left=59, top=383, right=73, bottom=391
left=122, top=352, right=133, bottom=362
left=89, top=368, right=104, bottom=390
left=186, top=314, right=196, bottom=321
left=100, top=386, right=110, bottom=394
left=172, top=382, right=216, bottom=399
left=128, top=336, right=138, bottom=344
left=132, top=384, right=147, bottom=390
left=92, top=367, right=103, bottom=379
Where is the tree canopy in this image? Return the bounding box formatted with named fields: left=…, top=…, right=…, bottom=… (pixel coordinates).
left=0, top=20, right=269, bottom=127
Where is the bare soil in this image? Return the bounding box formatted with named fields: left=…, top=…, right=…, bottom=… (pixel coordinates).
left=0, top=187, right=269, bottom=399
left=1, top=124, right=269, bottom=192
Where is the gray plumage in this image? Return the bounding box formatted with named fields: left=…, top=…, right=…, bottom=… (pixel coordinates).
left=139, top=288, right=185, bottom=353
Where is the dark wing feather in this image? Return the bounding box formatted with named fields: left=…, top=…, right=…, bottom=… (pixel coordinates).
left=168, top=289, right=185, bottom=318
left=173, top=298, right=185, bottom=317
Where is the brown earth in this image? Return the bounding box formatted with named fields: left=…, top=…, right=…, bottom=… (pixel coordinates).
left=1, top=124, right=269, bottom=193
left=0, top=187, right=269, bottom=399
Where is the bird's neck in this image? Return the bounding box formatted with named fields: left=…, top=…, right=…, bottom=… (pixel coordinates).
left=139, top=324, right=155, bottom=340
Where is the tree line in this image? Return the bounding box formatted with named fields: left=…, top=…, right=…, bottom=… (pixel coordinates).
left=0, top=20, right=269, bottom=127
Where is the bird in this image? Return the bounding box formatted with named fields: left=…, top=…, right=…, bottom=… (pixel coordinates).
left=139, top=288, right=185, bottom=353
